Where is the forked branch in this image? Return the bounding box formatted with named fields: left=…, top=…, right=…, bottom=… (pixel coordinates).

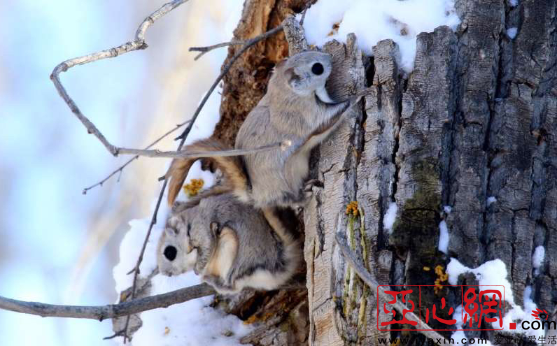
left=0, top=284, right=215, bottom=320
left=82, top=120, right=191, bottom=194
left=50, top=0, right=192, bottom=159
left=189, top=25, right=283, bottom=60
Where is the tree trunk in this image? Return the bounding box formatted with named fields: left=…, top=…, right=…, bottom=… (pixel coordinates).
left=216, top=0, right=557, bottom=345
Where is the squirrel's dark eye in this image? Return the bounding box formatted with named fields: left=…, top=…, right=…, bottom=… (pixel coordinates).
left=164, top=246, right=177, bottom=261
left=312, top=63, right=324, bottom=75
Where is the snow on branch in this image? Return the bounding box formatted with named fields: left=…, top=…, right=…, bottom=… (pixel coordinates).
left=0, top=284, right=215, bottom=320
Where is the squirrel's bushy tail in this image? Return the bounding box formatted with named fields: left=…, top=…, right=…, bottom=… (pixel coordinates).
left=165, top=138, right=250, bottom=206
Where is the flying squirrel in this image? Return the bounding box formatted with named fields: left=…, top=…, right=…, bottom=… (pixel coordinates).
left=157, top=193, right=301, bottom=294
left=165, top=50, right=363, bottom=211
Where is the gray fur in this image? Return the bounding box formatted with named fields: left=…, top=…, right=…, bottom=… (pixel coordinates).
left=235, top=51, right=360, bottom=208
left=157, top=193, right=300, bottom=294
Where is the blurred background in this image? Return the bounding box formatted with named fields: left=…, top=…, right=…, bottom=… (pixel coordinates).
left=0, top=0, right=242, bottom=344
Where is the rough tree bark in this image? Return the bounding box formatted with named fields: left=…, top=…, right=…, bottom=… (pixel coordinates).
left=213, top=0, right=557, bottom=345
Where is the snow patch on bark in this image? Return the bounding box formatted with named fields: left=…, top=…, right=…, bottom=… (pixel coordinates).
left=383, top=202, right=398, bottom=234
left=447, top=258, right=546, bottom=339
left=302, top=0, right=460, bottom=72
left=438, top=221, right=449, bottom=254
left=532, top=246, right=545, bottom=275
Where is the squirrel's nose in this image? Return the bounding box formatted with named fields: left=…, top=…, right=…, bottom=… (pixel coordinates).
left=164, top=246, right=177, bottom=261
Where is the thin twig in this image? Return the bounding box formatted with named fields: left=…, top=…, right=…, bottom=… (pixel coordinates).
left=124, top=23, right=284, bottom=341
left=175, top=24, right=284, bottom=145
left=300, top=7, right=309, bottom=26
left=50, top=0, right=191, bottom=159
left=122, top=24, right=285, bottom=341
left=335, top=231, right=447, bottom=342
left=185, top=25, right=283, bottom=61
left=113, top=141, right=289, bottom=159
left=120, top=16, right=284, bottom=346
left=48, top=1, right=192, bottom=341
left=82, top=120, right=191, bottom=194
left=0, top=284, right=215, bottom=320
left=122, top=179, right=166, bottom=343
left=103, top=330, right=126, bottom=340
left=189, top=40, right=245, bottom=60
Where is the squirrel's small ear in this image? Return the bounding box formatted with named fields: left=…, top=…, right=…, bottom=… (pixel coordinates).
left=285, top=67, right=301, bottom=90
left=210, top=222, right=220, bottom=237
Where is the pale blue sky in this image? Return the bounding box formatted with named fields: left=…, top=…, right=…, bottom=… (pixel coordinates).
left=0, top=1, right=168, bottom=345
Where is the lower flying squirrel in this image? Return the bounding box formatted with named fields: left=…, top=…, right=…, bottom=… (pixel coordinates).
left=165, top=50, right=364, bottom=211
left=157, top=193, right=301, bottom=294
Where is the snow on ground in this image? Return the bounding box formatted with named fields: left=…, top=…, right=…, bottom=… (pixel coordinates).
left=447, top=258, right=546, bottom=340
left=131, top=273, right=252, bottom=346
left=383, top=202, right=398, bottom=234
left=302, top=0, right=460, bottom=72
left=444, top=205, right=452, bottom=214
left=532, top=246, right=545, bottom=275
left=487, top=196, right=497, bottom=206
left=438, top=221, right=449, bottom=254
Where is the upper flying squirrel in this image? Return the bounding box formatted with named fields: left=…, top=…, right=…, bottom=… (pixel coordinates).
left=165, top=50, right=362, bottom=209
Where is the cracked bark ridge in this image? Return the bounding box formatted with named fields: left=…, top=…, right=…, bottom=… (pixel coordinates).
left=301, top=36, right=367, bottom=345
left=356, top=40, right=402, bottom=343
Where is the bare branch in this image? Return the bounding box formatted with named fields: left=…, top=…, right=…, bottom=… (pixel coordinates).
left=82, top=120, right=192, bottom=194
left=116, top=140, right=289, bottom=159
left=186, top=25, right=283, bottom=60
left=300, top=7, right=309, bottom=26
left=0, top=284, right=215, bottom=320
left=189, top=41, right=245, bottom=60
left=174, top=25, right=284, bottom=145
left=118, top=12, right=284, bottom=345
left=335, top=231, right=447, bottom=342
left=122, top=179, right=166, bottom=343
left=50, top=0, right=191, bottom=158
